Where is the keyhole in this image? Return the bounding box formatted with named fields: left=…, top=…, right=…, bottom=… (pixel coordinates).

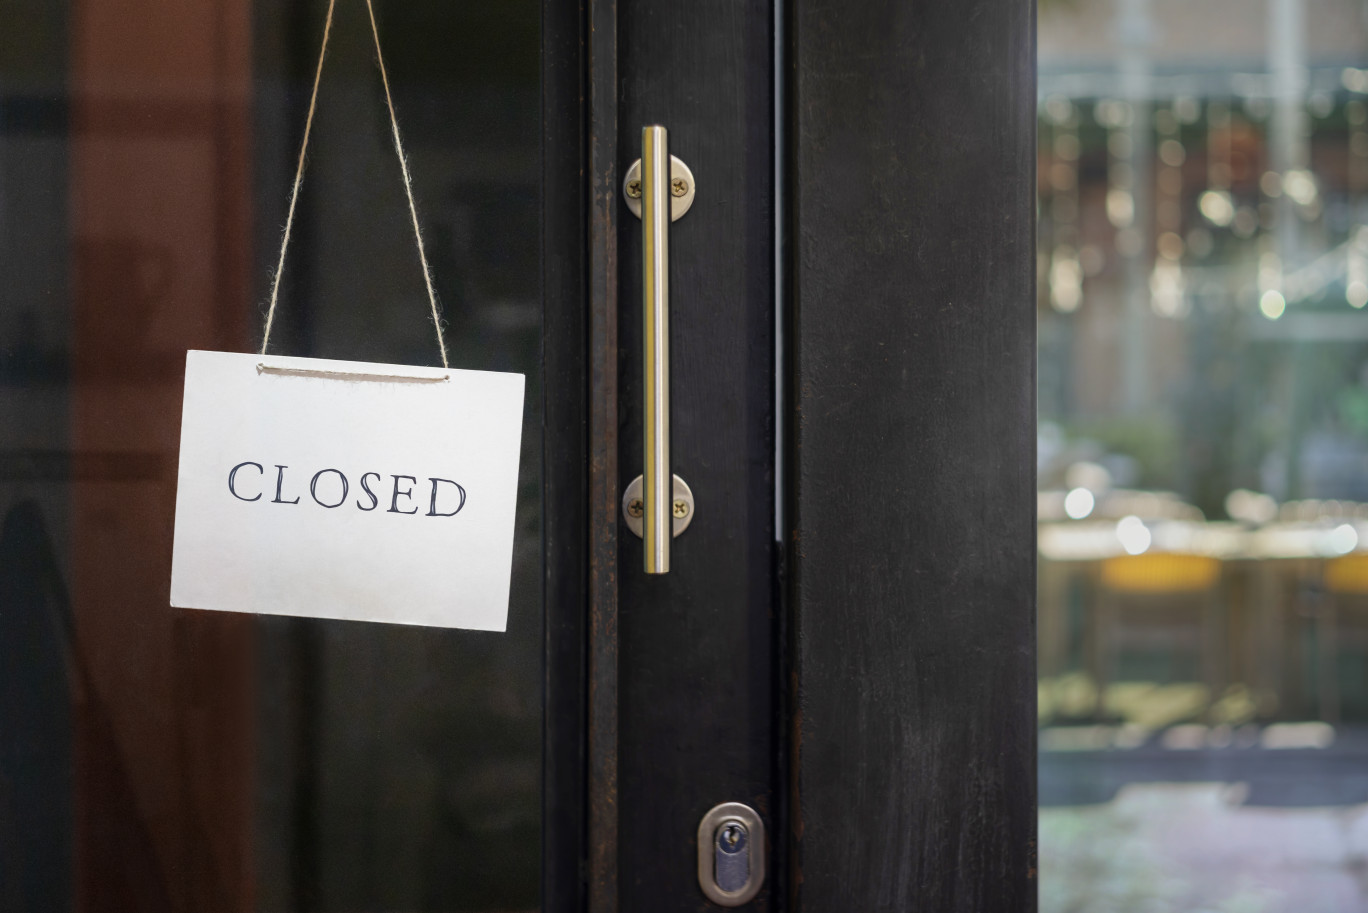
left=718, top=823, right=747, bottom=855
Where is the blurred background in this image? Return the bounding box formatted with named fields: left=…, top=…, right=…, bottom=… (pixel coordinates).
left=1038, top=0, right=1368, bottom=909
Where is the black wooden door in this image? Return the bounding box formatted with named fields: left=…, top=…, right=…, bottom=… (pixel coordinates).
left=594, top=0, right=781, bottom=910
left=545, top=0, right=1037, bottom=910
left=2, top=0, right=1032, bottom=908
left=612, top=1, right=780, bottom=911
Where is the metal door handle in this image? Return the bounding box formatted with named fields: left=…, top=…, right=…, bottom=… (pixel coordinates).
left=641, top=125, right=672, bottom=574
left=622, top=127, right=696, bottom=574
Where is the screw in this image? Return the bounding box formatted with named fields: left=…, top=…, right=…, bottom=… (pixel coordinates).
left=626, top=180, right=642, bottom=199
left=672, top=499, right=690, bottom=519
left=671, top=178, right=689, bottom=197
left=627, top=498, right=644, bottom=518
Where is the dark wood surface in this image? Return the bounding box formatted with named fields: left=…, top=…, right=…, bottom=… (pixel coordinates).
left=586, top=0, right=622, bottom=908
left=542, top=0, right=589, bottom=908
left=613, top=0, right=778, bottom=909
left=788, top=0, right=1038, bottom=910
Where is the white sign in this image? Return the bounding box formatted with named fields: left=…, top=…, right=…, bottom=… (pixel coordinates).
left=170, top=350, right=525, bottom=631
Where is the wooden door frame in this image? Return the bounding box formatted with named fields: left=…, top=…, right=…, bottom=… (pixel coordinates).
left=538, top=0, right=626, bottom=908
left=784, top=0, right=1037, bottom=909
left=540, top=0, right=592, bottom=909
left=542, top=0, right=1037, bottom=909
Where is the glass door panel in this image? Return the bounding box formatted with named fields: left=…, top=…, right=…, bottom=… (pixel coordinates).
left=0, top=1, right=542, bottom=909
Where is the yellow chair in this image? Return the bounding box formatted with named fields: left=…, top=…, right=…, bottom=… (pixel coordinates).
left=1318, top=554, right=1368, bottom=722
left=1090, top=553, right=1224, bottom=720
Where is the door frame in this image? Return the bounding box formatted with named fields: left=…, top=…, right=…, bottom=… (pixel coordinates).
left=540, top=0, right=1038, bottom=909
left=540, top=0, right=592, bottom=907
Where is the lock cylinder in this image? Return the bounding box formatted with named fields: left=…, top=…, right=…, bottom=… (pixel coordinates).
left=697, top=802, right=764, bottom=906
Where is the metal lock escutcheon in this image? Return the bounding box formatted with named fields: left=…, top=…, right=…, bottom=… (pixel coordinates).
left=697, top=802, right=765, bottom=906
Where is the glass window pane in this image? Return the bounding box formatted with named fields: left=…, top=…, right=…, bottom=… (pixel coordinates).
left=1040, top=2, right=1368, bottom=909
left=0, top=1, right=541, bottom=910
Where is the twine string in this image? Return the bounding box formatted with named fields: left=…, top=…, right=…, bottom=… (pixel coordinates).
left=258, top=0, right=333, bottom=356
left=259, top=0, right=450, bottom=369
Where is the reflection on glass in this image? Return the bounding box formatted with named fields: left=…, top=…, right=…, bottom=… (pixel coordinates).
left=0, top=0, right=540, bottom=910
left=1040, top=1, right=1368, bottom=909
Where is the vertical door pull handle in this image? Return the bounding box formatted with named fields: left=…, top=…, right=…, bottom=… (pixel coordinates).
left=641, top=125, right=671, bottom=574
left=622, top=127, right=696, bottom=573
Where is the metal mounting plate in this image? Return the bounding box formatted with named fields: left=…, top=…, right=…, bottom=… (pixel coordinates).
left=622, top=473, right=694, bottom=538
left=623, top=155, right=696, bottom=220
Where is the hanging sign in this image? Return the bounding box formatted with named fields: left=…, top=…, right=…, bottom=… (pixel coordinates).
left=170, top=350, right=525, bottom=630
